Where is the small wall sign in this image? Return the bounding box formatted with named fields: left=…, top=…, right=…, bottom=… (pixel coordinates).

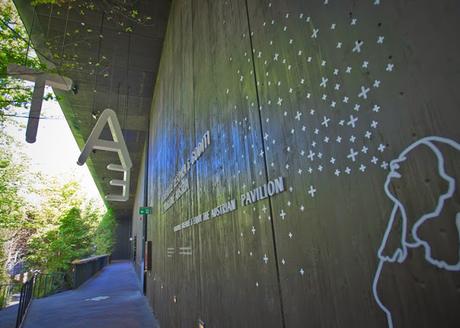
left=139, top=207, right=153, bottom=215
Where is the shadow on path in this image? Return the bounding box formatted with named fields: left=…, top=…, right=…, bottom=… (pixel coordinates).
left=23, top=261, right=158, bottom=328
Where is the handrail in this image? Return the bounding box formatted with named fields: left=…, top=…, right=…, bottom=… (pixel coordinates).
left=0, top=282, right=21, bottom=310
left=15, top=274, right=35, bottom=328
left=71, top=254, right=110, bottom=265
left=71, top=254, right=110, bottom=288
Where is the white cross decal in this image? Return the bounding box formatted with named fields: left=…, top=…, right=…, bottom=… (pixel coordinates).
left=358, top=86, right=370, bottom=99
left=251, top=226, right=256, bottom=234
left=359, top=164, right=367, bottom=172
left=334, top=169, right=340, bottom=176
left=320, top=77, right=328, bottom=88
left=377, top=36, right=384, bottom=44
left=365, top=131, right=372, bottom=139
left=352, top=40, right=364, bottom=53
left=378, top=144, right=386, bottom=152
left=345, top=167, right=351, bottom=174
left=371, top=120, right=378, bottom=129
left=277, top=97, right=283, bottom=106
left=300, top=268, right=305, bottom=275
left=321, top=116, right=331, bottom=127
left=337, top=42, right=342, bottom=48
left=372, top=105, right=380, bottom=112
left=347, top=115, right=358, bottom=128
left=347, top=148, right=358, bottom=162
left=288, top=232, right=293, bottom=239
left=280, top=210, right=287, bottom=220
left=263, top=254, right=268, bottom=264
left=330, top=157, right=336, bottom=164
left=307, top=150, right=316, bottom=161
left=346, top=66, right=352, bottom=73
left=311, top=28, right=319, bottom=38
left=361, top=146, right=368, bottom=154
left=295, top=111, right=302, bottom=120
left=386, top=63, right=394, bottom=72
left=381, top=161, right=389, bottom=170
left=371, top=156, right=378, bottom=164
left=262, top=205, right=267, bottom=213
left=373, top=80, right=381, bottom=88
left=308, top=185, right=317, bottom=197
left=362, top=61, right=369, bottom=68
left=273, top=53, right=279, bottom=61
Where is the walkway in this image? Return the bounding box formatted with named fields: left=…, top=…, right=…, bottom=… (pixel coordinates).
left=23, top=261, right=158, bottom=328
left=0, top=304, right=18, bottom=328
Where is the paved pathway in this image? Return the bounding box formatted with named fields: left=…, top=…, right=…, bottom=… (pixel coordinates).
left=23, top=261, right=158, bottom=328
left=0, top=304, right=18, bottom=328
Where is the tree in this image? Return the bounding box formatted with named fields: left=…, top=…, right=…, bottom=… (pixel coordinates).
left=94, top=208, right=116, bottom=255
left=0, top=0, right=46, bottom=115
left=0, top=129, right=29, bottom=282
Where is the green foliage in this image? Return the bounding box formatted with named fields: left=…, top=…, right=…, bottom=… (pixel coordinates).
left=0, top=0, right=45, bottom=114
left=25, top=180, right=114, bottom=273
left=0, top=133, right=25, bottom=228
left=94, top=208, right=116, bottom=255
left=28, top=208, right=92, bottom=272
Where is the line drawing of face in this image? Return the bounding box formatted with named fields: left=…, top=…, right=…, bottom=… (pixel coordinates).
left=372, top=136, right=460, bottom=328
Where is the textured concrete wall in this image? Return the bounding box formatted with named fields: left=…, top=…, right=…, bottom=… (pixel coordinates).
left=135, top=0, right=460, bottom=327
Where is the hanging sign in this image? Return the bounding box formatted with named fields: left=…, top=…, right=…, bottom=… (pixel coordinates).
left=7, top=63, right=73, bottom=143
left=77, top=108, right=132, bottom=202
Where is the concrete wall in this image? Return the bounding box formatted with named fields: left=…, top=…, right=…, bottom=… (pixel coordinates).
left=135, top=0, right=460, bottom=327
left=132, top=142, right=148, bottom=281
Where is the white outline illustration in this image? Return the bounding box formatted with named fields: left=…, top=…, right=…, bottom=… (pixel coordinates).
left=372, top=136, right=460, bottom=328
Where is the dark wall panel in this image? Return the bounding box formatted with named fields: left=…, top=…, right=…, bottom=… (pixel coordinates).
left=112, top=216, right=131, bottom=260
left=136, top=0, right=460, bottom=327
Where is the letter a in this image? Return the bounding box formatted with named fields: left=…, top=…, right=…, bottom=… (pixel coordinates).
left=77, top=109, right=132, bottom=201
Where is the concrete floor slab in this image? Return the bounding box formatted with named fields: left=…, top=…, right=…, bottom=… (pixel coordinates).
left=23, top=261, right=158, bottom=328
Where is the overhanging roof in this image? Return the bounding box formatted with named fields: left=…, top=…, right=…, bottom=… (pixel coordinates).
left=13, top=0, right=171, bottom=217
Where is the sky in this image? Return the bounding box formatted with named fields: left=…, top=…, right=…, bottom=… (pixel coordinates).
left=4, top=87, right=105, bottom=209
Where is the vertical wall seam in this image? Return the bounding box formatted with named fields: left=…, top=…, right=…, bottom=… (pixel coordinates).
left=243, top=1, right=287, bottom=327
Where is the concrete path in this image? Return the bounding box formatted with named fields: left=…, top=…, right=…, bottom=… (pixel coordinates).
left=23, top=261, right=158, bottom=328
left=0, top=304, right=18, bottom=328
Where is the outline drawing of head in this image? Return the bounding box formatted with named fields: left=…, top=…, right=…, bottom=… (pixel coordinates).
left=372, top=136, right=460, bottom=328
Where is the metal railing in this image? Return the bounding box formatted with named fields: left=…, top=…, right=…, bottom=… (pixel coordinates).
left=15, top=274, right=35, bottom=328
left=71, top=254, right=110, bottom=288
left=33, top=272, right=67, bottom=299
left=0, top=282, right=21, bottom=310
